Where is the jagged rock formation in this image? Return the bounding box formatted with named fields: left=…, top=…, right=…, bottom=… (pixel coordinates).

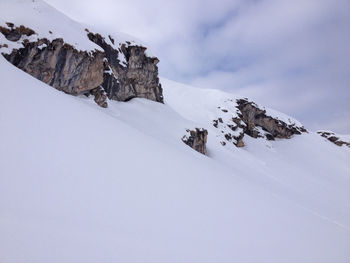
left=2, top=36, right=105, bottom=95
left=317, top=131, right=350, bottom=148
left=88, top=32, right=163, bottom=103
left=0, top=23, right=164, bottom=107
left=236, top=99, right=307, bottom=139
left=182, top=128, right=208, bottom=155
left=212, top=99, right=307, bottom=148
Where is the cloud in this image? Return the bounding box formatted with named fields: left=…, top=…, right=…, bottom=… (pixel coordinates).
left=45, top=0, right=350, bottom=133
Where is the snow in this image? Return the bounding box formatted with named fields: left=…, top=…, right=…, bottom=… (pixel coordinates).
left=1, top=54, right=350, bottom=262
left=162, top=78, right=302, bottom=128
left=1, top=1, right=350, bottom=262
left=0, top=0, right=102, bottom=52
left=0, top=0, right=153, bottom=58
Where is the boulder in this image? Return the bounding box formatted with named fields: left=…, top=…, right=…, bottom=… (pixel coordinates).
left=182, top=128, right=208, bottom=155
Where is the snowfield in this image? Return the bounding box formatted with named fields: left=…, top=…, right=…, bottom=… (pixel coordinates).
left=1, top=0, right=350, bottom=262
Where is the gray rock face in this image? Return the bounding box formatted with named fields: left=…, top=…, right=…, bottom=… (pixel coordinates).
left=212, top=99, right=307, bottom=148
left=2, top=37, right=105, bottom=95
left=182, top=128, right=208, bottom=155
left=236, top=99, right=307, bottom=140
left=87, top=32, right=164, bottom=103
left=1, top=24, right=164, bottom=107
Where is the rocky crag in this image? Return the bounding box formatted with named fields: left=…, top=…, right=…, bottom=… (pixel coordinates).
left=0, top=23, right=163, bottom=107
left=182, top=128, right=208, bottom=155
left=212, top=99, right=307, bottom=147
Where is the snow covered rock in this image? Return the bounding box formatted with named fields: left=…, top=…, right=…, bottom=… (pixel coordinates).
left=317, top=131, right=350, bottom=148
left=182, top=128, right=208, bottom=155
left=0, top=22, right=163, bottom=107
left=210, top=98, right=307, bottom=148
left=236, top=99, right=307, bottom=140
left=88, top=32, right=163, bottom=103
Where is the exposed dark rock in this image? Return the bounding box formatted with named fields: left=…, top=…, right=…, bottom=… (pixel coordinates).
left=182, top=128, right=208, bottom=155
left=224, top=133, right=232, bottom=141
left=87, top=32, right=163, bottom=103
left=213, top=99, right=306, bottom=148
left=6, top=22, right=14, bottom=28
left=317, top=131, right=350, bottom=148
left=236, top=99, right=307, bottom=139
left=90, top=87, right=108, bottom=108
left=265, top=133, right=275, bottom=141
left=0, top=24, right=35, bottom=41
left=2, top=37, right=105, bottom=95
left=1, top=24, right=164, bottom=107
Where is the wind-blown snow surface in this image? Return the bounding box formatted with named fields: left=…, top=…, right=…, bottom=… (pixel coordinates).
left=1, top=56, right=350, bottom=262
left=1, top=1, right=350, bottom=262
left=0, top=0, right=152, bottom=58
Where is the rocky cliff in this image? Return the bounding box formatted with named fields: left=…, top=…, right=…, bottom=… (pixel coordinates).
left=0, top=23, right=163, bottom=107
left=87, top=32, right=163, bottom=103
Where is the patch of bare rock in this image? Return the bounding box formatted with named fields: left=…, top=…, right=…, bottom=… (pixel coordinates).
left=317, top=131, right=350, bottom=148
left=212, top=99, right=307, bottom=148
left=182, top=128, right=208, bottom=155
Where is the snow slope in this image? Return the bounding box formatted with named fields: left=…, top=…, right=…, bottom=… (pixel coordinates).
left=0, top=0, right=100, bottom=51
left=163, top=78, right=350, bottom=230
left=1, top=1, right=350, bottom=262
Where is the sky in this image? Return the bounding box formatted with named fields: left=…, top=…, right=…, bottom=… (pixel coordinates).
left=45, top=0, right=350, bottom=133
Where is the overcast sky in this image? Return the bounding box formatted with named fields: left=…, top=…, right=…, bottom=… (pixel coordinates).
left=46, top=0, right=350, bottom=133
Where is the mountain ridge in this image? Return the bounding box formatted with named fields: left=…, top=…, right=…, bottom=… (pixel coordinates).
left=0, top=1, right=350, bottom=262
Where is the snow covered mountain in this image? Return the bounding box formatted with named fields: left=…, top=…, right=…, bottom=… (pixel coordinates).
left=1, top=1, right=349, bottom=262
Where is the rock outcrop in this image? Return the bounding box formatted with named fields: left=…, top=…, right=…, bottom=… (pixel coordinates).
left=0, top=23, right=164, bottom=107
left=236, top=99, right=307, bottom=139
left=212, top=99, right=307, bottom=148
left=87, top=32, right=163, bottom=103
left=2, top=37, right=105, bottom=95
left=182, top=128, right=208, bottom=155
left=317, top=131, right=350, bottom=148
